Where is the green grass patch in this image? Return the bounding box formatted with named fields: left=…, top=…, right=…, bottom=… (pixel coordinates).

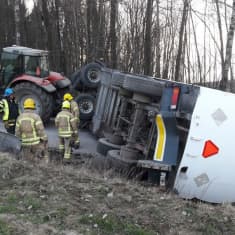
left=79, top=214, right=155, bottom=235
left=23, top=196, right=42, bottom=211
left=0, top=193, right=19, bottom=214
left=0, top=220, right=13, bottom=235
left=197, top=217, right=224, bottom=235
left=0, top=204, right=17, bottom=214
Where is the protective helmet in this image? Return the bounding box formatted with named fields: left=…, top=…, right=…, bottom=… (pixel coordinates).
left=4, top=88, right=14, bottom=97
left=63, top=93, right=73, bottom=101
left=62, top=100, right=70, bottom=109
left=24, top=98, right=35, bottom=109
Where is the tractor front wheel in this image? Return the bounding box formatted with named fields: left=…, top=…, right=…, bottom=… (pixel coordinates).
left=13, top=82, right=53, bottom=123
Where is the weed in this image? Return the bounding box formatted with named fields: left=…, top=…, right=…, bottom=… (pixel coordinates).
left=0, top=220, right=13, bottom=235
left=79, top=214, right=155, bottom=235
left=23, top=196, right=41, bottom=210
left=0, top=204, right=17, bottom=214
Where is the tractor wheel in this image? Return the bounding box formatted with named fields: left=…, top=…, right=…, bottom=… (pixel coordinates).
left=80, top=63, right=103, bottom=88
left=13, top=82, right=53, bottom=123
left=75, top=93, right=95, bottom=120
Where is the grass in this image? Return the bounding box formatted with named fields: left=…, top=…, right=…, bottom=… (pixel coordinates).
left=0, top=193, right=18, bottom=214
left=79, top=214, right=155, bottom=235
left=0, top=220, right=13, bottom=235
left=22, top=196, right=42, bottom=211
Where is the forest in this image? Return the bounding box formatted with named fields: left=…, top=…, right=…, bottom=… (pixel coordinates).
left=0, top=0, right=235, bottom=90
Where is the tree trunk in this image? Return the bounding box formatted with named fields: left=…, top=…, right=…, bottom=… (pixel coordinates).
left=14, top=0, right=21, bottom=45
left=155, top=0, right=161, bottom=77
left=109, top=0, right=118, bottom=68
left=215, top=0, right=226, bottom=89
left=220, top=0, right=235, bottom=90
left=174, top=0, right=190, bottom=82
left=143, top=0, right=153, bottom=75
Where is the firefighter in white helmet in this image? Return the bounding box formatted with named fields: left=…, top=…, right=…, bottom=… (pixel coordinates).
left=63, top=93, right=80, bottom=148
left=55, top=100, right=78, bottom=161
left=15, top=98, right=49, bottom=163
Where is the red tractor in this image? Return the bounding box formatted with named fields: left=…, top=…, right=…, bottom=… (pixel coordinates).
left=0, top=46, right=71, bottom=122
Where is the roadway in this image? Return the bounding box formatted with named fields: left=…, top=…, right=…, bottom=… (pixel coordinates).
left=0, top=119, right=98, bottom=155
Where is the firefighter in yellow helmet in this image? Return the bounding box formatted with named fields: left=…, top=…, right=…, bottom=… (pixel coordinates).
left=15, top=98, right=49, bottom=163
left=55, top=100, right=78, bottom=161
left=63, top=93, right=80, bottom=148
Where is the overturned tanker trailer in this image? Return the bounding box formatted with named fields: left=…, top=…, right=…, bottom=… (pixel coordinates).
left=92, top=67, right=235, bottom=203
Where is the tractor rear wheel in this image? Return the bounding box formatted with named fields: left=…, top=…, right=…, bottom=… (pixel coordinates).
left=13, top=82, right=53, bottom=123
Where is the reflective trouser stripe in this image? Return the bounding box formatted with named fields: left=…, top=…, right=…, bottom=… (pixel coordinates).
left=64, top=138, right=71, bottom=159
left=58, top=132, right=72, bottom=137
left=154, top=114, right=166, bottom=161
left=59, top=144, right=64, bottom=150
left=21, top=140, right=40, bottom=146
left=58, top=137, right=71, bottom=159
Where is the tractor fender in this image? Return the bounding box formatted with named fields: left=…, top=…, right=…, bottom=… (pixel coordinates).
left=48, top=72, right=71, bottom=88
left=9, top=74, right=56, bottom=93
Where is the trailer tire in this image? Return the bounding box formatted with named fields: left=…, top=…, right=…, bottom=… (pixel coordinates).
left=13, top=82, right=53, bottom=122
left=80, top=63, right=103, bottom=88
left=75, top=93, right=95, bottom=120
left=97, top=138, right=121, bottom=156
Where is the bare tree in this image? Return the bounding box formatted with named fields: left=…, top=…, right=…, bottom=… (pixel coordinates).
left=143, top=0, right=153, bottom=75
left=215, top=0, right=225, bottom=87
left=220, top=0, right=235, bottom=90
left=174, top=0, right=190, bottom=81
left=14, top=0, right=21, bottom=45
left=109, top=0, right=118, bottom=68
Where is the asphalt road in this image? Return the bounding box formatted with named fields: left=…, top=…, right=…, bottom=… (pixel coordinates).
left=0, top=119, right=98, bottom=155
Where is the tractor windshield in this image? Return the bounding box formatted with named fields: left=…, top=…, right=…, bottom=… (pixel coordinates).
left=24, top=55, right=49, bottom=77
left=0, top=52, right=22, bottom=86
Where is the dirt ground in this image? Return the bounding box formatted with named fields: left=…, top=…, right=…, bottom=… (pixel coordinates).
left=0, top=152, right=235, bottom=235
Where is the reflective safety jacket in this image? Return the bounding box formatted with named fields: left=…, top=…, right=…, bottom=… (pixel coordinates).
left=15, top=109, right=47, bottom=146
left=55, top=109, right=77, bottom=137
left=0, top=98, right=19, bottom=121
left=70, top=100, right=80, bottom=124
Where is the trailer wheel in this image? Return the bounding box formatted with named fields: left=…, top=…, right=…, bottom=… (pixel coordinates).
left=96, top=138, right=122, bottom=156
left=13, top=82, right=53, bottom=122
left=75, top=93, right=95, bottom=120
left=80, top=63, right=103, bottom=88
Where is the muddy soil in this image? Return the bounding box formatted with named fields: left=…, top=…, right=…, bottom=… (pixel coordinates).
left=0, top=152, right=235, bottom=235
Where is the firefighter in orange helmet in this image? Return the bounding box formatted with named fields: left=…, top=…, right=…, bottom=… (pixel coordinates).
left=15, top=98, right=49, bottom=163
left=55, top=100, right=78, bottom=161
left=63, top=93, right=80, bottom=148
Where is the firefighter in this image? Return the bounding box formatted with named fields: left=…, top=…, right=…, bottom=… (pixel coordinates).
left=15, top=98, right=49, bottom=163
left=63, top=93, right=80, bottom=148
left=55, top=100, right=78, bottom=161
left=0, top=88, right=19, bottom=134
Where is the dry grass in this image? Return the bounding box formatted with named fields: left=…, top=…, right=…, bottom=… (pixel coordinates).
left=0, top=152, right=235, bottom=235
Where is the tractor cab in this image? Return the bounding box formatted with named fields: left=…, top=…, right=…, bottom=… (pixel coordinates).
left=0, top=46, right=49, bottom=91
